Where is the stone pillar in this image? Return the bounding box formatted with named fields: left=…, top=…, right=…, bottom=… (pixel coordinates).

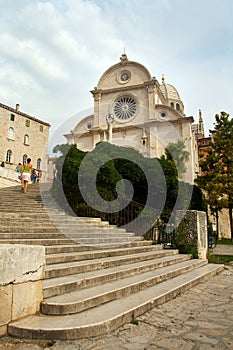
left=176, top=210, right=208, bottom=259
left=0, top=245, right=45, bottom=336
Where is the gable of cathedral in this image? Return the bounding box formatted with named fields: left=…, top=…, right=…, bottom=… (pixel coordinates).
left=64, top=54, right=198, bottom=184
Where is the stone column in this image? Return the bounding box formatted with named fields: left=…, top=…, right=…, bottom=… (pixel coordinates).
left=175, top=210, right=208, bottom=259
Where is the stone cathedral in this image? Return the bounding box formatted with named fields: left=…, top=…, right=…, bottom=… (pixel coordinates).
left=64, top=54, right=199, bottom=183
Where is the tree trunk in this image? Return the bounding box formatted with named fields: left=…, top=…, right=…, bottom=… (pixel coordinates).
left=229, top=206, right=233, bottom=241
left=215, top=208, right=219, bottom=241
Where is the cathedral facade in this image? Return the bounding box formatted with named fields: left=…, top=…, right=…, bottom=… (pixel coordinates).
left=65, top=54, right=199, bottom=183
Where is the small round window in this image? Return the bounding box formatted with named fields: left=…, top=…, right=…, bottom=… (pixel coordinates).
left=87, top=123, right=92, bottom=130
left=117, top=70, right=131, bottom=84
left=161, top=112, right=166, bottom=118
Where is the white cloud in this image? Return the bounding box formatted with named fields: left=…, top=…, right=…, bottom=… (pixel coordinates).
left=0, top=0, right=232, bottom=142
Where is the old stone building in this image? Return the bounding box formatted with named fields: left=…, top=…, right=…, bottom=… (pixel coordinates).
left=0, top=102, right=50, bottom=178
left=64, top=54, right=199, bottom=184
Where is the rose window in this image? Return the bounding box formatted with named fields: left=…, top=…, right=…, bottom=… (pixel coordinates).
left=113, top=96, right=137, bottom=120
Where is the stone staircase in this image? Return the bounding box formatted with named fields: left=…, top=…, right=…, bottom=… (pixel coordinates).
left=0, top=176, right=19, bottom=188
left=0, top=182, right=223, bottom=340
left=0, top=182, right=140, bottom=247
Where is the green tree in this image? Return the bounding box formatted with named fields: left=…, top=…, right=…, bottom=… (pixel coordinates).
left=196, top=112, right=233, bottom=241
left=196, top=151, right=223, bottom=238
left=51, top=141, right=206, bottom=233
left=52, top=144, right=87, bottom=210
left=159, top=154, right=178, bottom=221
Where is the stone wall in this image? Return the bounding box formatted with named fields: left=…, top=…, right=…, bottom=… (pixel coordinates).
left=0, top=167, right=19, bottom=182
left=0, top=245, right=45, bottom=336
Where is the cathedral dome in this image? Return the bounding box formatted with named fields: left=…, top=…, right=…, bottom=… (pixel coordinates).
left=160, top=82, right=180, bottom=100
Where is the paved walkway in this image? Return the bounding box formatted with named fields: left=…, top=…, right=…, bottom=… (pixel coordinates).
left=213, top=244, right=233, bottom=256
left=1, top=265, right=232, bottom=350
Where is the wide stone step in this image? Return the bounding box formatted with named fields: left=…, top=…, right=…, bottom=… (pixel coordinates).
left=8, top=264, right=223, bottom=340
left=57, top=232, right=135, bottom=238
left=0, top=202, right=45, bottom=206
left=73, top=236, right=137, bottom=244
left=0, top=224, right=121, bottom=232
left=45, top=240, right=153, bottom=254
left=0, top=238, right=77, bottom=245
left=75, top=240, right=144, bottom=249
left=0, top=217, right=75, bottom=222
left=45, top=245, right=163, bottom=264
left=0, top=233, right=66, bottom=239
left=0, top=208, right=57, bottom=213
left=42, top=253, right=191, bottom=298
left=41, top=259, right=207, bottom=315
left=55, top=225, right=127, bottom=231
left=0, top=214, right=106, bottom=224
left=0, top=227, right=59, bottom=233
left=0, top=213, right=52, bottom=218
left=44, top=249, right=179, bottom=279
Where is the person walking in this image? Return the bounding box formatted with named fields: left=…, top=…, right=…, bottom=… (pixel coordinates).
left=31, top=169, right=37, bottom=183
left=37, top=170, right=42, bottom=183
left=21, top=158, right=32, bottom=193
left=15, top=163, right=23, bottom=182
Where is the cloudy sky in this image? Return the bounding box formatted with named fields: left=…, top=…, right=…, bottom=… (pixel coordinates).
left=0, top=0, right=232, bottom=148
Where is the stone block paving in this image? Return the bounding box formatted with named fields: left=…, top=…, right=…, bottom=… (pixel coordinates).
left=0, top=265, right=233, bottom=350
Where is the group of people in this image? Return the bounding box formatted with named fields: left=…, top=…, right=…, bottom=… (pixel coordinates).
left=15, top=158, right=42, bottom=193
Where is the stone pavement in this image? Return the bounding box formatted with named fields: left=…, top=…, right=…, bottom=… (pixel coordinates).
left=0, top=265, right=233, bottom=350
left=213, top=244, right=233, bottom=256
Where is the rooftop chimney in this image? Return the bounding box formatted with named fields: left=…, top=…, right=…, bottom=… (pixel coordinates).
left=16, top=104, right=20, bottom=112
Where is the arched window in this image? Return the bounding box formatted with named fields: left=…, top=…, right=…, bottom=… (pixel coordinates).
left=8, top=127, right=14, bottom=139
left=24, top=134, right=29, bottom=145
left=37, top=158, right=41, bottom=170
left=170, top=102, right=174, bottom=108
left=176, top=103, right=180, bottom=111
left=23, top=154, right=27, bottom=165
left=6, top=150, right=12, bottom=163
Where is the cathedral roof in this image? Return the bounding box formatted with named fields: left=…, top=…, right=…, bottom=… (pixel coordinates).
left=160, top=82, right=180, bottom=101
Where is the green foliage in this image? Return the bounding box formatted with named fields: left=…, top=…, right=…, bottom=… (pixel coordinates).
left=196, top=112, right=233, bottom=240
left=189, top=184, right=208, bottom=212
left=51, top=141, right=206, bottom=230
left=173, top=221, right=198, bottom=258
left=159, top=155, right=178, bottom=222
left=217, top=238, right=233, bottom=245
left=165, top=140, right=189, bottom=178
left=130, top=318, right=139, bottom=325
left=52, top=144, right=87, bottom=209
left=208, top=254, right=233, bottom=265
